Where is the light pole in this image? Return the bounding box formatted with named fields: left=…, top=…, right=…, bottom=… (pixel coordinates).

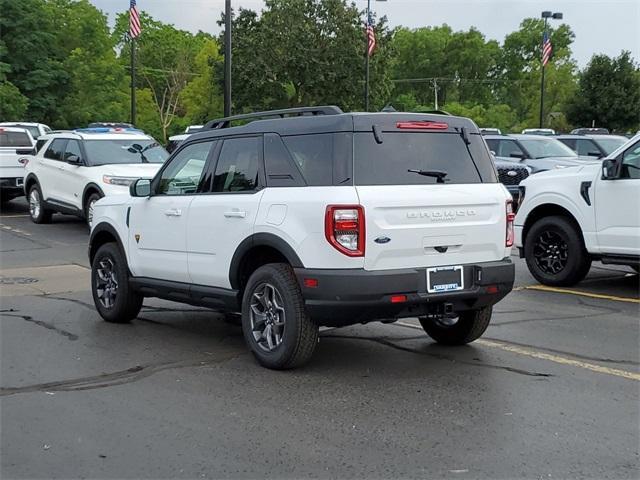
left=539, top=10, right=563, bottom=128
left=224, top=0, right=232, bottom=118
left=364, top=0, right=386, bottom=111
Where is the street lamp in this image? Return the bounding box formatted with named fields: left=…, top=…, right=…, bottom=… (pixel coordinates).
left=539, top=10, right=563, bottom=128
left=224, top=0, right=232, bottom=117
left=364, top=0, right=386, bottom=111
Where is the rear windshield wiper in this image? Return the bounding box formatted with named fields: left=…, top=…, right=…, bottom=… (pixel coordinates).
left=407, top=169, right=448, bottom=183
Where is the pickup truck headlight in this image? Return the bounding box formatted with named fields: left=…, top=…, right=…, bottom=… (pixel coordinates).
left=102, top=175, right=138, bottom=186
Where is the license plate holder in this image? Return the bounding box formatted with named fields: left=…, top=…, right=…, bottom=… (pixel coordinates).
left=426, top=266, right=464, bottom=293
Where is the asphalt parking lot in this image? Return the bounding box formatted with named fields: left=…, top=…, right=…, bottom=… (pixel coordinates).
left=1, top=198, right=638, bottom=479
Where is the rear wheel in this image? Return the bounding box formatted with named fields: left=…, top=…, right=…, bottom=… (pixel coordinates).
left=28, top=184, right=53, bottom=224
left=241, top=263, right=318, bottom=369
left=420, top=306, right=492, bottom=345
left=91, top=242, right=143, bottom=323
left=524, top=216, right=591, bottom=286
left=85, top=192, right=102, bottom=227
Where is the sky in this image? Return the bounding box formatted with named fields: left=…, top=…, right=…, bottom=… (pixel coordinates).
left=90, top=0, right=640, bottom=68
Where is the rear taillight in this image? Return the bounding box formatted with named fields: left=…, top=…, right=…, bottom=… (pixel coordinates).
left=396, top=121, right=448, bottom=130
left=506, top=200, right=516, bottom=247
left=325, top=205, right=365, bottom=257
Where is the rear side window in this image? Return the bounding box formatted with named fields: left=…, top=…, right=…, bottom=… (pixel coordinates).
left=264, top=134, right=305, bottom=187
left=44, top=139, right=67, bottom=161
left=212, top=137, right=260, bottom=192
left=354, top=132, right=494, bottom=185
left=282, top=133, right=352, bottom=186
left=0, top=131, right=32, bottom=147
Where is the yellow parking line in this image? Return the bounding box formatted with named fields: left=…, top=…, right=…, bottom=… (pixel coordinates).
left=523, top=284, right=639, bottom=304
left=396, top=321, right=640, bottom=381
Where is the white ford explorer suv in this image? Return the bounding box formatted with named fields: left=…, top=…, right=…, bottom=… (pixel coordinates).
left=88, top=107, right=516, bottom=369
left=0, top=126, right=35, bottom=203
left=515, top=134, right=640, bottom=285
left=24, top=128, right=168, bottom=226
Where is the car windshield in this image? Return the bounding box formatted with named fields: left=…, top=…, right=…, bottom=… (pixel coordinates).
left=84, top=139, right=169, bottom=166
left=518, top=138, right=577, bottom=158
left=11, top=125, right=40, bottom=139
left=594, top=137, right=628, bottom=155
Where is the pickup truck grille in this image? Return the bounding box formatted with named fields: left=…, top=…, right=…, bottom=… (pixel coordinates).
left=496, top=165, right=529, bottom=186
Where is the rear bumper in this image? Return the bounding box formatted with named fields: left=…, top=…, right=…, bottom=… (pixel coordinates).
left=294, top=258, right=515, bottom=326
left=0, top=177, right=24, bottom=197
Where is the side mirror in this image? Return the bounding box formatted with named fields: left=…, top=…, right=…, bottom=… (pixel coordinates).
left=66, top=154, right=82, bottom=165
left=489, top=150, right=496, bottom=155
left=588, top=151, right=603, bottom=158
left=130, top=178, right=151, bottom=197
left=602, top=159, right=619, bottom=180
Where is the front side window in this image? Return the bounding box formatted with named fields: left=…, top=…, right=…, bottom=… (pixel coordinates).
left=44, top=139, right=68, bottom=161
left=621, top=142, right=640, bottom=179
left=518, top=138, right=577, bottom=159
left=83, top=139, right=168, bottom=166
left=212, top=137, right=260, bottom=192
left=64, top=140, right=83, bottom=162
left=574, top=139, right=599, bottom=156
left=35, top=139, right=48, bottom=153
left=157, top=141, right=214, bottom=195
left=487, top=139, right=525, bottom=158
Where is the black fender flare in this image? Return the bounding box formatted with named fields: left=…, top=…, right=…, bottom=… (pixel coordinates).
left=229, top=233, right=304, bottom=289
left=23, top=173, right=40, bottom=196
left=82, top=183, right=105, bottom=210
left=89, top=221, right=127, bottom=263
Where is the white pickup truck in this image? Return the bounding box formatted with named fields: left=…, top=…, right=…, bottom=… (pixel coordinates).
left=515, top=135, right=640, bottom=286
left=0, top=127, right=35, bottom=203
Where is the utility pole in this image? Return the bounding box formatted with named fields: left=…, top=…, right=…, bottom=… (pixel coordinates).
left=364, top=0, right=371, bottom=111
left=130, top=37, right=136, bottom=126
left=539, top=11, right=563, bottom=128
left=432, top=78, right=438, bottom=110
left=224, top=0, right=232, bottom=118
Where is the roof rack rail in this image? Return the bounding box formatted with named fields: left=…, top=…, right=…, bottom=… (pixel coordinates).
left=203, top=105, right=343, bottom=130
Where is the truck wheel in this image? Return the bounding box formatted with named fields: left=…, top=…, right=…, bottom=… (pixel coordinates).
left=28, top=184, right=53, bottom=224
left=420, top=306, right=492, bottom=345
left=91, top=242, right=143, bottom=323
left=524, top=216, right=591, bottom=286
left=85, top=192, right=102, bottom=227
left=241, top=263, right=318, bottom=369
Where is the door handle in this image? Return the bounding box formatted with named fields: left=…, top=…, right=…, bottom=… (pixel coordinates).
left=224, top=210, right=246, bottom=218
left=164, top=208, right=182, bottom=217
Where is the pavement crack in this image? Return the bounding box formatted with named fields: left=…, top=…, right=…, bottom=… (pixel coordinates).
left=0, top=312, right=78, bottom=341
left=321, top=333, right=552, bottom=378
left=40, top=294, right=95, bottom=310
left=0, top=350, right=244, bottom=397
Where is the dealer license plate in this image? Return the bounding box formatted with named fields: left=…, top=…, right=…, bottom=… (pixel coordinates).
left=426, top=266, right=464, bottom=293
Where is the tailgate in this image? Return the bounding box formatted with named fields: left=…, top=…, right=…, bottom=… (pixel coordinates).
left=357, top=184, right=508, bottom=271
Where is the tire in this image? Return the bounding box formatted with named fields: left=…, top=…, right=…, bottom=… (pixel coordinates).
left=85, top=192, right=102, bottom=227
left=28, top=184, right=53, bottom=224
left=91, top=242, right=143, bottom=323
left=524, top=215, right=591, bottom=286
left=241, top=263, right=318, bottom=370
left=420, top=306, right=492, bottom=345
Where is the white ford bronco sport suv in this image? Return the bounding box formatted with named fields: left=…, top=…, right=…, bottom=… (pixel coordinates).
left=89, top=107, right=516, bottom=369
left=515, top=134, right=640, bottom=285
left=24, top=128, right=168, bottom=226
left=0, top=126, right=35, bottom=203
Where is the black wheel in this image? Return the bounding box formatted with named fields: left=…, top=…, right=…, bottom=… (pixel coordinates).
left=241, top=263, right=318, bottom=369
left=91, top=243, right=143, bottom=323
left=28, top=184, right=53, bottom=224
left=85, top=192, right=102, bottom=227
left=419, top=306, right=492, bottom=345
left=524, top=216, right=591, bottom=286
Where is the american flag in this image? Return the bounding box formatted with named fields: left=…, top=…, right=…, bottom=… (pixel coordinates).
left=366, top=13, right=376, bottom=57
left=129, top=0, right=141, bottom=39
left=542, top=31, right=552, bottom=67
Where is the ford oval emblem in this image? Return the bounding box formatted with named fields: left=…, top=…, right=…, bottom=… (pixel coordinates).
left=507, top=170, right=518, bottom=177
left=375, top=236, right=391, bottom=244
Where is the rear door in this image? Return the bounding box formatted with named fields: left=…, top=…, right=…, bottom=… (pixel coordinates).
left=39, top=138, right=68, bottom=201
left=353, top=125, right=509, bottom=271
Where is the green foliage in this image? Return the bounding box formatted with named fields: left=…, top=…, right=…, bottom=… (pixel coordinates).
left=566, top=51, right=640, bottom=132
left=181, top=39, right=224, bottom=125
left=0, top=81, right=28, bottom=119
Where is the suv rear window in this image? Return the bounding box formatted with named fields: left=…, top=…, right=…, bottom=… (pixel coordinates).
left=354, top=132, right=495, bottom=185
left=0, top=131, right=32, bottom=147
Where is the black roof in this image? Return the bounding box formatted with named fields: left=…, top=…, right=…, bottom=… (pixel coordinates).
left=187, top=107, right=479, bottom=142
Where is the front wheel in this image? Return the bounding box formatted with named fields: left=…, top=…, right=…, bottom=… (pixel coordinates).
left=85, top=192, right=102, bottom=227
left=420, top=306, right=492, bottom=345
left=28, top=184, right=53, bottom=224
left=91, top=243, right=143, bottom=323
left=241, top=263, right=318, bottom=369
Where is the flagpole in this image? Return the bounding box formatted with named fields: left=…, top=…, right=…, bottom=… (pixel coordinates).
left=364, top=0, right=370, bottom=112
left=538, top=18, right=547, bottom=129
left=131, top=36, right=136, bottom=126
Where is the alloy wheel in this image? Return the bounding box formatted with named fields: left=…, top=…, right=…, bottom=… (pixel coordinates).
left=95, top=257, right=118, bottom=309
left=87, top=199, right=97, bottom=227
left=29, top=189, right=40, bottom=220
left=533, top=230, right=569, bottom=275
left=250, top=282, right=286, bottom=352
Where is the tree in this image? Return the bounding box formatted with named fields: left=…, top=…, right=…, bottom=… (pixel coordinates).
left=0, top=81, right=28, bottom=119
left=566, top=52, right=640, bottom=132
left=181, top=38, right=224, bottom=125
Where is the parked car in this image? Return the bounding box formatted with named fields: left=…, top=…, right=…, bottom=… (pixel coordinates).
left=484, top=134, right=599, bottom=173
left=555, top=134, right=628, bottom=158
left=492, top=157, right=530, bottom=209
left=570, top=127, right=609, bottom=135
left=24, top=128, right=168, bottom=226
left=89, top=106, right=516, bottom=369
left=522, top=128, right=555, bottom=136
left=480, top=127, right=502, bottom=135
left=515, top=135, right=640, bottom=286
left=0, top=122, right=51, bottom=139
left=0, top=127, right=35, bottom=203
left=166, top=133, right=190, bottom=154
